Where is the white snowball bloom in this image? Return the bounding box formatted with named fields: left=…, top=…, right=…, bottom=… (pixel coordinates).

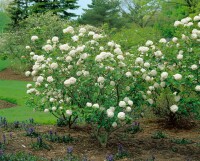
left=93, top=34, right=103, bottom=40
left=114, top=48, right=123, bottom=55
left=59, top=44, right=70, bottom=51
left=88, top=31, right=95, bottom=36
left=138, top=46, right=149, bottom=53
left=65, top=56, right=73, bottom=62
left=72, top=35, right=79, bottom=42
left=145, top=40, right=153, bottom=46
left=172, top=37, right=178, bottom=43
left=47, top=76, right=54, bottom=83
left=52, top=36, right=59, bottom=43
left=30, top=52, right=35, bottom=56
left=64, top=77, right=77, bottom=86
left=86, top=102, right=92, bottom=107
left=44, top=109, right=49, bottom=113
left=145, top=76, right=151, bottom=82
left=159, top=38, right=167, bottom=43
left=154, top=50, right=163, bottom=57
left=135, top=57, right=144, bottom=65
left=63, top=26, right=74, bottom=34
left=26, top=84, right=32, bottom=88
left=177, top=54, right=183, bottom=60
left=117, top=55, right=124, bottom=60
left=147, top=99, right=154, bottom=105
left=109, top=106, right=115, bottom=112
left=119, top=101, right=126, bottom=107
left=108, top=41, right=115, bottom=47
left=66, top=110, right=72, bottom=116
left=174, top=21, right=182, bottom=27
left=50, top=63, right=58, bottom=69
left=161, top=72, right=168, bottom=80
left=26, top=46, right=31, bottom=50
left=191, top=64, right=198, bottom=70
left=125, top=72, right=132, bottom=77
left=144, top=62, right=150, bottom=68
left=43, top=44, right=53, bottom=52
left=126, top=106, right=132, bottom=112
left=112, top=122, right=117, bottom=128
left=37, top=76, right=44, bottom=83
left=174, top=95, right=181, bottom=102
left=153, top=82, right=160, bottom=88
left=195, top=85, right=200, bottom=91
left=126, top=86, right=130, bottom=91
left=92, top=103, right=99, bottom=108
left=173, top=74, right=182, bottom=80
left=97, top=77, right=105, bottom=83
left=110, top=81, right=115, bottom=86
left=52, top=107, right=57, bottom=111
left=79, top=27, right=86, bottom=33
left=191, top=33, right=197, bottom=39
left=31, top=36, right=38, bottom=41
left=99, top=46, right=104, bottom=51
left=49, top=98, right=55, bottom=102
left=128, top=100, right=133, bottom=106
left=160, top=82, right=166, bottom=88
left=107, top=109, right=114, bottom=118
left=194, top=16, right=200, bottom=21
left=149, top=70, right=157, bottom=76
left=170, top=105, right=178, bottom=113
left=117, top=112, right=126, bottom=120
left=25, top=71, right=31, bottom=77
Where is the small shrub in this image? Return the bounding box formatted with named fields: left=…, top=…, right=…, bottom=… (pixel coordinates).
left=151, top=131, right=167, bottom=139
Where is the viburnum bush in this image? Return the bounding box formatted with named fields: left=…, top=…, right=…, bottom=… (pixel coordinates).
left=26, top=25, right=144, bottom=146
left=133, top=14, right=200, bottom=127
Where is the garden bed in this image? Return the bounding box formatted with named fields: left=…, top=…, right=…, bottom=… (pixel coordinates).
left=0, top=68, right=31, bottom=81
left=0, top=100, right=16, bottom=109
left=1, top=119, right=200, bottom=161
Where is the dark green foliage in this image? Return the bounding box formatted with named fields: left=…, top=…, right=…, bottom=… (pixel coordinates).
left=171, top=138, right=193, bottom=145
left=6, top=0, right=29, bottom=27
left=29, top=0, right=79, bottom=19
left=78, top=0, right=125, bottom=28
left=151, top=131, right=167, bottom=139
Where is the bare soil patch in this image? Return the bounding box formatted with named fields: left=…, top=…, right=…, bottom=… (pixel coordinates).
left=0, top=100, right=16, bottom=109
left=1, top=119, right=200, bottom=161
left=0, top=68, right=32, bottom=81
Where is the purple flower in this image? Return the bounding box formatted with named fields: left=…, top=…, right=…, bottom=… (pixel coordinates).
left=67, top=146, right=73, bottom=154
left=0, top=149, right=3, bottom=156
left=106, top=154, right=114, bottom=161
left=3, top=134, right=6, bottom=144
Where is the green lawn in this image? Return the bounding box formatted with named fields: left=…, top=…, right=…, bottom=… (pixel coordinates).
left=0, top=11, right=10, bottom=33
left=0, top=79, right=56, bottom=124
left=0, top=59, right=10, bottom=71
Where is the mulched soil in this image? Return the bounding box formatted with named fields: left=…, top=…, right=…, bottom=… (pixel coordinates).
left=0, top=68, right=32, bottom=81
left=1, top=119, right=200, bottom=161
left=0, top=100, right=16, bottom=109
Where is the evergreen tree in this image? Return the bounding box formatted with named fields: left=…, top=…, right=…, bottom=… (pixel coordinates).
left=6, top=0, right=29, bottom=26
left=78, top=0, right=124, bottom=28
left=29, top=0, right=79, bottom=18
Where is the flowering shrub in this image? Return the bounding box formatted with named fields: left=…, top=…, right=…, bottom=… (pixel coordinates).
left=134, top=14, right=200, bottom=127
left=26, top=25, right=144, bottom=146
left=0, top=12, right=68, bottom=71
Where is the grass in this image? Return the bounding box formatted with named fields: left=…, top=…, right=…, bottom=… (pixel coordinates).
left=0, top=79, right=56, bottom=124
left=0, top=59, right=10, bottom=71
left=0, top=11, right=10, bottom=33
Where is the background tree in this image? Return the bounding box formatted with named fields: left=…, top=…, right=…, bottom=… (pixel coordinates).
left=29, top=0, right=79, bottom=19
left=6, top=0, right=29, bottom=27
left=121, top=0, right=162, bottom=28
left=78, top=0, right=125, bottom=28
